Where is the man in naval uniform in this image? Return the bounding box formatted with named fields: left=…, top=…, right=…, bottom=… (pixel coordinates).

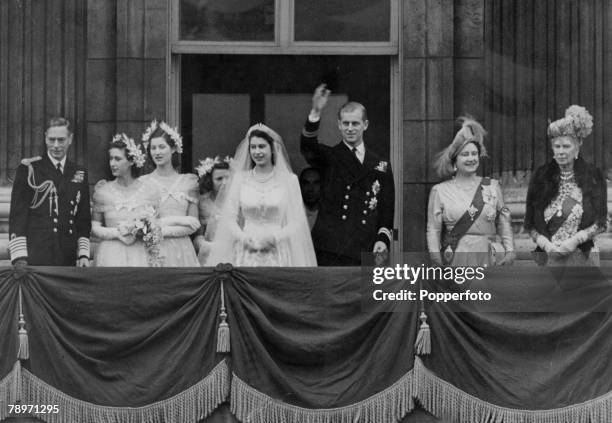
left=300, top=84, right=395, bottom=266
left=8, top=117, right=91, bottom=266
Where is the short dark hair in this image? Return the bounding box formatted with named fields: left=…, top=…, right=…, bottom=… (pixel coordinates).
left=47, top=117, right=72, bottom=134
left=109, top=139, right=141, bottom=178
left=337, top=102, right=368, bottom=122
left=248, top=129, right=276, bottom=167
left=299, top=167, right=321, bottom=184
left=199, top=161, right=231, bottom=194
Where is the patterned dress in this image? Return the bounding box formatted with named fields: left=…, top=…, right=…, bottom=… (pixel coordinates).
left=543, top=176, right=600, bottom=266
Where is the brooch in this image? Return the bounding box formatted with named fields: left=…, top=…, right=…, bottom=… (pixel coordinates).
left=467, top=204, right=478, bottom=221
left=368, top=197, right=378, bottom=210
left=481, top=186, right=496, bottom=205
left=371, top=180, right=381, bottom=196
left=375, top=161, right=388, bottom=172
left=71, top=170, right=85, bottom=183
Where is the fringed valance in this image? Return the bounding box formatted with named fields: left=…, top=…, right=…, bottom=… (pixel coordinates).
left=2, top=266, right=612, bottom=423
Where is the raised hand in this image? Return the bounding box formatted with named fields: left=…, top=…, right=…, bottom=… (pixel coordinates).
left=312, top=84, right=331, bottom=114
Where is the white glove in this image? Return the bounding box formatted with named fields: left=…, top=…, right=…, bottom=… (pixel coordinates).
left=536, top=235, right=555, bottom=253
left=160, top=216, right=200, bottom=231
left=92, top=221, right=119, bottom=240
left=162, top=225, right=196, bottom=237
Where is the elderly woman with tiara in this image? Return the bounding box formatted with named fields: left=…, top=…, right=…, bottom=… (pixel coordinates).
left=524, top=106, right=607, bottom=266
left=205, top=123, right=317, bottom=266
left=427, top=117, right=515, bottom=267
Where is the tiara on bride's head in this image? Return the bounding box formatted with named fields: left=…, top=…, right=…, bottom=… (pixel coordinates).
left=111, top=133, right=146, bottom=168
left=246, top=123, right=282, bottom=144
left=141, top=119, right=184, bottom=154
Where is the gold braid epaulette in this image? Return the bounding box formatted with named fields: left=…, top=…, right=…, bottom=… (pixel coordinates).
left=21, top=156, right=57, bottom=211
left=21, top=156, right=42, bottom=166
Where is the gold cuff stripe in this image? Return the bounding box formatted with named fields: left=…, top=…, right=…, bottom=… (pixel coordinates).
left=378, top=227, right=392, bottom=242
left=8, top=236, right=28, bottom=260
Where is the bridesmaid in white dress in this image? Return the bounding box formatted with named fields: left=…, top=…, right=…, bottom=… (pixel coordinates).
left=140, top=120, right=200, bottom=267
left=92, top=134, right=159, bottom=266
left=193, top=157, right=231, bottom=265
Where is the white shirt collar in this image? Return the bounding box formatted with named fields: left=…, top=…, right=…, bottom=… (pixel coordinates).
left=343, top=141, right=365, bottom=163
left=47, top=152, right=67, bottom=172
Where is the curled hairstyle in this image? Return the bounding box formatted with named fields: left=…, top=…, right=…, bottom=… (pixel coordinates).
left=337, top=102, right=368, bottom=121
left=109, top=139, right=141, bottom=178
left=248, top=129, right=276, bottom=167
left=433, top=116, right=487, bottom=179
left=199, top=161, right=230, bottom=194
left=147, top=128, right=181, bottom=168
left=548, top=105, right=593, bottom=143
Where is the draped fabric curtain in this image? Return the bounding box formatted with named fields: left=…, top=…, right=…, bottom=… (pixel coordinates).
left=2, top=266, right=612, bottom=423
left=485, top=0, right=612, bottom=177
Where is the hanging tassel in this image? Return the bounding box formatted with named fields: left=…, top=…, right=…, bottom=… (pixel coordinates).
left=17, top=286, right=29, bottom=360
left=17, top=315, right=29, bottom=360
left=216, top=280, right=230, bottom=353
left=414, top=311, right=431, bottom=355
left=10, top=360, right=22, bottom=404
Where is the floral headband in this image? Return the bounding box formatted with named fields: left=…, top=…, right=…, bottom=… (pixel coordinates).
left=112, top=133, right=146, bottom=168
left=195, top=156, right=233, bottom=178
left=141, top=119, right=184, bottom=154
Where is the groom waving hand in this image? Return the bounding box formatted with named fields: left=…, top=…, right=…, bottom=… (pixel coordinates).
left=300, top=84, right=395, bottom=266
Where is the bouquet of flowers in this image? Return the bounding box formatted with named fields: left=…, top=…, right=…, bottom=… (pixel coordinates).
left=129, top=209, right=164, bottom=267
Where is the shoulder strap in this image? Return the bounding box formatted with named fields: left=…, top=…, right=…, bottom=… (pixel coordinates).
left=441, top=178, right=489, bottom=254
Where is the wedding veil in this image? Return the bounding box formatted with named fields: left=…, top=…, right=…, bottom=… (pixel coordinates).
left=205, top=123, right=317, bottom=266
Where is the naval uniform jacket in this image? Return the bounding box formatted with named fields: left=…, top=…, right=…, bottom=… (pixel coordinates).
left=8, top=155, right=91, bottom=265
left=301, top=118, right=395, bottom=262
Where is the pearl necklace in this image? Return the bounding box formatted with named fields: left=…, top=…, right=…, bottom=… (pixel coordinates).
left=560, top=170, right=575, bottom=181
left=251, top=168, right=274, bottom=183
left=452, top=177, right=479, bottom=191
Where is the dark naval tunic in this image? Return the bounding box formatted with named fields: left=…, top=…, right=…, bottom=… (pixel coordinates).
left=301, top=118, right=395, bottom=265
left=8, top=155, right=91, bottom=265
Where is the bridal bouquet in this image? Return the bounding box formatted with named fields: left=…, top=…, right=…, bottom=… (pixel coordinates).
left=129, top=209, right=164, bottom=267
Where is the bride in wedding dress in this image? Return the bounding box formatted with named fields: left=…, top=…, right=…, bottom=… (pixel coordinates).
left=206, top=123, right=317, bottom=267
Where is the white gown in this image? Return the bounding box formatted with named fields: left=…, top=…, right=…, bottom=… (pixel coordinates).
left=92, top=179, right=160, bottom=266
left=207, top=170, right=317, bottom=267
left=141, top=172, right=200, bottom=267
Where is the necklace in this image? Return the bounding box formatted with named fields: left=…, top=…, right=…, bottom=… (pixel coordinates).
left=452, top=176, right=479, bottom=191
left=252, top=168, right=274, bottom=183
left=560, top=170, right=574, bottom=181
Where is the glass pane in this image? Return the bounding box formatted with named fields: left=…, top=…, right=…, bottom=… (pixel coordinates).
left=181, top=55, right=390, bottom=171
left=180, top=0, right=275, bottom=41
left=294, top=0, right=390, bottom=42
